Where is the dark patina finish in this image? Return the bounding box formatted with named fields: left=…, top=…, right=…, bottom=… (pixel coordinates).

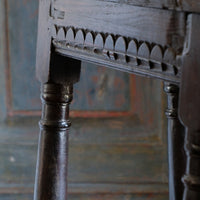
left=34, top=0, right=200, bottom=199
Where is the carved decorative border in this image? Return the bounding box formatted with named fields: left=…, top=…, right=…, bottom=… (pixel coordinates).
left=52, top=25, right=181, bottom=82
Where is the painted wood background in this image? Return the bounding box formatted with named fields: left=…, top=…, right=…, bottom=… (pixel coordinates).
left=0, top=0, right=169, bottom=199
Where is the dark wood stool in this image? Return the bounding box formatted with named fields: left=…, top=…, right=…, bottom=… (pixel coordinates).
left=34, top=0, right=200, bottom=199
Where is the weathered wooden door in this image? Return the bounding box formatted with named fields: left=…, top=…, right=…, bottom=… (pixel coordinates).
left=0, top=0, right=168, bottom=199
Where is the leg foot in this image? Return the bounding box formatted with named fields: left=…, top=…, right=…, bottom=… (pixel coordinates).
left=34, top=83, right=73, bottom=200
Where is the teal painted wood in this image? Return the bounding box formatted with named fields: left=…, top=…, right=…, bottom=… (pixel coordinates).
left=7, top=0, right=40, bottom=111
left=0, top=0, right=8, bottom=122
left=72, top=62, right=130, bottom=111
left=0, top=194, right=168, bottom=200
left=0, top=194, right=32, bottom=200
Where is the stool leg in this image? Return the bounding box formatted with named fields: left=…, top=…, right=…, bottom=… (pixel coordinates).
left=34, top=51, right=81, bottom=200
left=34, top=83, right=73, bottom=200
left=164, top=83, right=185, bottom=200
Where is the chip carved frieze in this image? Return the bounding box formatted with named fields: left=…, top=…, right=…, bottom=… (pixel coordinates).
left=51, top=25, right=181, bottom=81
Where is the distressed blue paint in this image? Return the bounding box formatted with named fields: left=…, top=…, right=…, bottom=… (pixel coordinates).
left=8, top=0, right=40, bottom=110
left=0, top=194, right=168, bottom=200
left=0, top=0, right=8, bottom=121
left=72, top=62, right=130, bottom=111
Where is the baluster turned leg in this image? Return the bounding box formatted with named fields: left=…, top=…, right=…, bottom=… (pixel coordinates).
left=34, top=52, right=81, bottom=200
left=34, top=83, right=73, bottom=200
left=164, top=83, right=185, bottom=200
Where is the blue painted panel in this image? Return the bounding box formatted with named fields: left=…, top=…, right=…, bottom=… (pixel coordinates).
left=8, top=0, right=130, bottom=112
left=72, top=62, right=130, bottom=111
left=0, top=0, right=7, bottom=121
left=8, top=0, right=40, bottom=111
left=0, top=194, right=168, bottom=200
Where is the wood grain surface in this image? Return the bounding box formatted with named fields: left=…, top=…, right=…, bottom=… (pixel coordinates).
left=91, top=0, right=200, bottom=13
left=52, top=0, right=185, bottom=49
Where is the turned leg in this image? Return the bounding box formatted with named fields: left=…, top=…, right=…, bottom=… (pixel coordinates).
left=34, top=83, right=73, bottom=200
left=34, top=51, right=81, bottom=200
left=164, top=83, right=185, bottom=200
